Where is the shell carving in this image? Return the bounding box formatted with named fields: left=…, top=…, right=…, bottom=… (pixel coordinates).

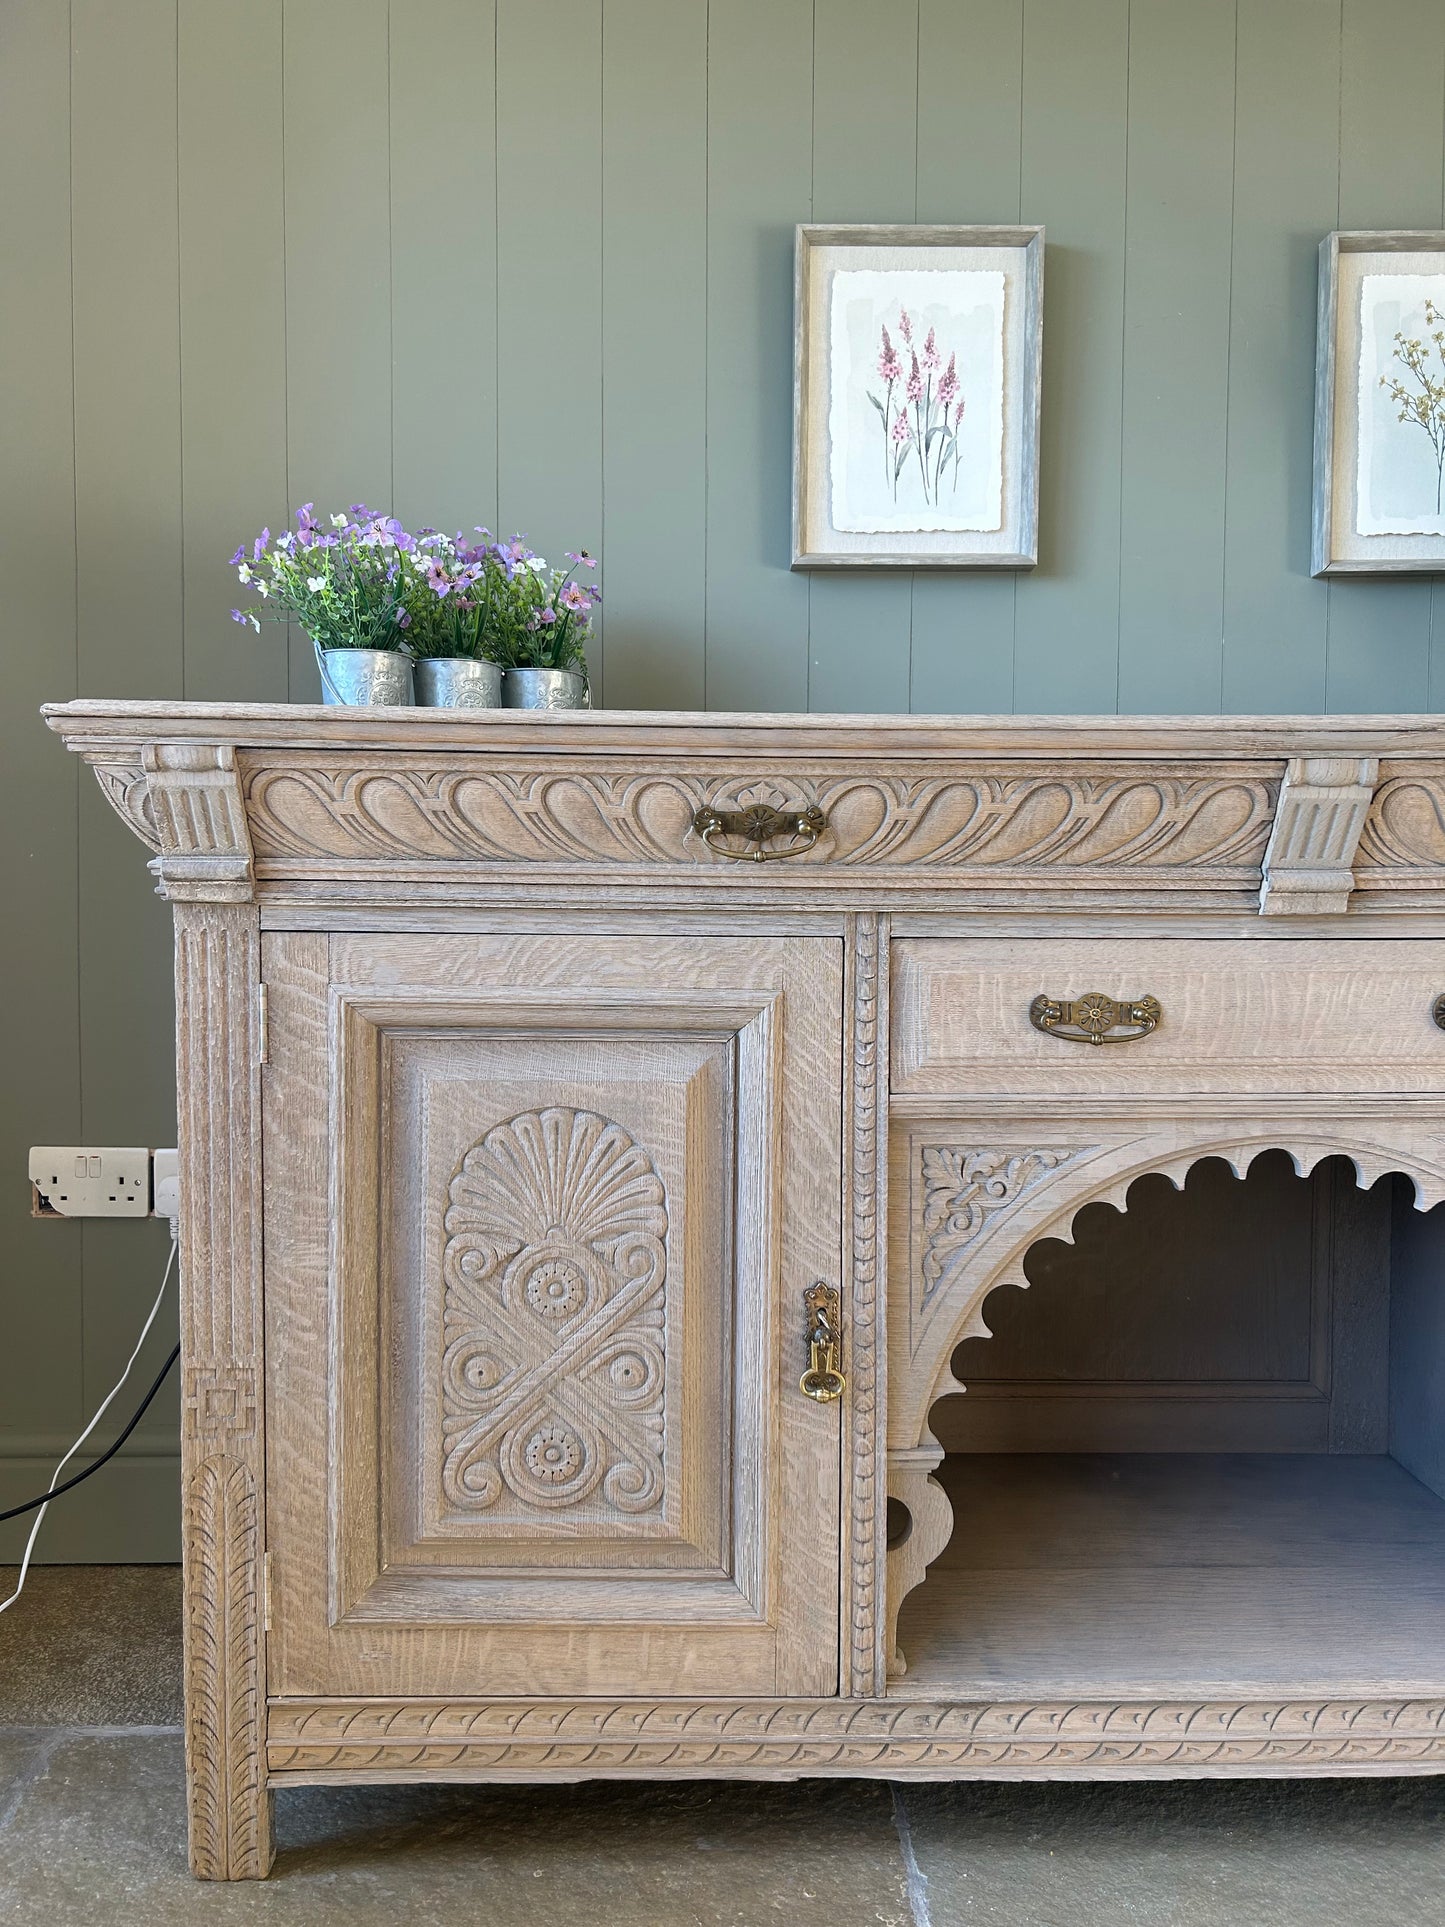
left=440, top=1108, right=669, bottom=1520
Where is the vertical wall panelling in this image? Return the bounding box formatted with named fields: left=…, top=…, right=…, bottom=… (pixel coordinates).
left=1013, top=0, right=1130, bottom=710
left=1326, top=0, right=1445, bottom=714
left=601, top=0, right=708, bottom=709
left=909, top=0, right=1023, bottom=714
left=0, top=0, right=84, bottom=1535
left=704, top=0, right=813, bottom=712
left=70, top=0, right=185, bottom=1464
left=1116, top=0, right=1236, bottom=712
left=807, top=0, right=920, bottom=713
left=389, top=0, right=499, bottom=541
left=1222, top=0, right=1340, bottom=712
left=15, top=1, right=1445, bottom=1561
left=282, top=0, right=393, bottom=700
left=496, top=0, right=604, bottom=695
left=178, top=0, right=289, bottom=706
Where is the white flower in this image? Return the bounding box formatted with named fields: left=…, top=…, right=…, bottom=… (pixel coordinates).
left=236, top=562, right=251, bottom=583
left=247, top=613, right=261, bottom=633
left=527, top=556, right=547, bottom=574
left=330, top=512, right=348, bottom=529
left=307, top=576, right=326, bottom=593
left=256, top=579, right=269, bottom=597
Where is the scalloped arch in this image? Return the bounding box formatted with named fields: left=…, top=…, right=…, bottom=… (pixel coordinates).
left=913, top=1129, right=1445, bottom=1444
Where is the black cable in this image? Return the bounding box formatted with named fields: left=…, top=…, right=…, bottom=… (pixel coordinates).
left=0, top=1341, right=181, bottom=1524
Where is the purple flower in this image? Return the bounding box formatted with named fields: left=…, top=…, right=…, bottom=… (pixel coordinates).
left=905, top=352, right=924, bottom=405
left=396, top=608, right=411, bottom=629
left=891, top=411, right=913, bottom=445
left=253, top=529, right=270, bottom=561
left=937, top=351, right=958, bottom=409
left=877, top=324, right=901, bottom=385
left=559, top=580, right=592, bottom=614
left=922, top=327, right=940, bottom=373
left=537, top=606, right=557, bottom=625
left=897, top=307, right=913, bottom=345
left=565, top=549, right=597, bottom=569
left=426, top=561, right=452, bottom=598
left=296, top=503, right=318, bottom=533
left=228, top=544, right=246, bottom=566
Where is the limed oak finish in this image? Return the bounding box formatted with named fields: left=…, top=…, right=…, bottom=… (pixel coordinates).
left=43, top=704, right=1445, bottom=1879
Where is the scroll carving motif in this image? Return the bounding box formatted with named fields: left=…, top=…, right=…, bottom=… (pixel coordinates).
left=919, top=1146, right=1090, bottom=1315
left=441, top=1108, right=669, bottom=1521
left=241, top=761, right=1277, bottom=876
left=90, top=758, right=160, bottom=851
left=266, top=1693, right=1445, bottom=1775
left=1356, top=770, right=1445, bottom=874
left=183, top=1456, right=268, bottom=1880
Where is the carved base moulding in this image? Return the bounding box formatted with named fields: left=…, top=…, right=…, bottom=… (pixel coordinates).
left=265, top=1696, right=1445, bottom=1781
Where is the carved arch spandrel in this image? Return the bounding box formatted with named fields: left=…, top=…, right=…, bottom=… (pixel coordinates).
left=884, top=1121, right=1445, bottom=1679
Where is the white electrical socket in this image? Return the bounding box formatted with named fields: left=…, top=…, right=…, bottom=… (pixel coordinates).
left=29, top=1146, right=152, bottom=1219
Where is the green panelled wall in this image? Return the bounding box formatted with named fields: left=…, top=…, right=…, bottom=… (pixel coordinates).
left=2, top=0, right=1444, bottom=1559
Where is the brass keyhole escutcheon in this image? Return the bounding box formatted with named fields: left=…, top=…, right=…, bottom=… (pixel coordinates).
left=800, top=1282, right=846, bottom=1403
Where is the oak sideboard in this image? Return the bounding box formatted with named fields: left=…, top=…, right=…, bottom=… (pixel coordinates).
left=44, top=702, right=1445, bottom=1879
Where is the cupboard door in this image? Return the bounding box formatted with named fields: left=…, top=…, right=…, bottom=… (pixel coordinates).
left=263, top=933, right=843, bottom=1699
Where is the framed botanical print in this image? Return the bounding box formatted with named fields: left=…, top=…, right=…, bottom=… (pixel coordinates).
left=791, top=223, right=1044, bottom=569
left=1313, top=230, right=1445, bottom=575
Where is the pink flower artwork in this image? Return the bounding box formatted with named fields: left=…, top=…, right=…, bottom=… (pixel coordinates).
left=866, top=319, right=968, bottom=505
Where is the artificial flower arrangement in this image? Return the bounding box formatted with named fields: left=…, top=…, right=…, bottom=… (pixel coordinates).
left=228, top=505, right=600, bottom=704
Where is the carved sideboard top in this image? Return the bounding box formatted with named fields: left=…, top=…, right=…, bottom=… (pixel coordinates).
left=41, top=701, right=1445, bottom=915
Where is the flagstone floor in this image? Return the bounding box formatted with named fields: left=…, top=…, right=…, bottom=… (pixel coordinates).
left=2, top=1568, right=1442, bottom=1926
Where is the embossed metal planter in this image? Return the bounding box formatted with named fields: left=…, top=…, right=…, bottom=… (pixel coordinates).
left=413, top=657, right=504, bottom=709
left=315, top=646, right=414, bottom=706
left=503, top=667, right=589, bottom=710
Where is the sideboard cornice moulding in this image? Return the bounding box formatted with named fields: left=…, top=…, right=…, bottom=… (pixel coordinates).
left=41, top=701, right=1445, bottom=1880
left=41, top=703, right=1445, bottom=918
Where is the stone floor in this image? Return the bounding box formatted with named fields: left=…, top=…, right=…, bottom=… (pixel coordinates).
left=3, top=1568, right=1445, bottom=1925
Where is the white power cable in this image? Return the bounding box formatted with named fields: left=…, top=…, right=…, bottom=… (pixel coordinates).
left=0, top=1235, right=178, bottom=1617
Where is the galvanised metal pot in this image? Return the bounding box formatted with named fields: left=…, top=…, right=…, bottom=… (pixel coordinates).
left=413, top=657, right=504, bottom=708
left=502, top=667, right=589, bottom=710
left=315, top=646, right=414, bottom=706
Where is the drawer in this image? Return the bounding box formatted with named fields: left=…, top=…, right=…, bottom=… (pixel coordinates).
left=891, top=938, right=1445, bottom=1096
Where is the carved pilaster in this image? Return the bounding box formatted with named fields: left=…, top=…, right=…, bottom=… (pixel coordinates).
left=843, top=913, right=888, bottom=1697
left=142, top=744, right=255, bottom=901
left=1260, top=756, right=1379, bottom=916
left=174, top=904, right=271, bottom=1880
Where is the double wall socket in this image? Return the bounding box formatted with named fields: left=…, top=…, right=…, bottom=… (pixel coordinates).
left=28, top=1147, right=173, bottom=1220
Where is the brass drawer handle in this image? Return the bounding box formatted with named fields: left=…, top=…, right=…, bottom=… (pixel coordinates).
left=800, top=1283, right=846, bottom=1403
left=1030, top=991, right=1162, bottom=1046
left=692, top=801, right=826, bottom=863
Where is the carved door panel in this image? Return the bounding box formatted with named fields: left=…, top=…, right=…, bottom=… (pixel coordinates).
left=262, top=932, right=843, bottom=1698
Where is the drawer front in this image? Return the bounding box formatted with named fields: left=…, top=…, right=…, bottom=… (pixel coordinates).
left=891, top=938, right=1445, bottom=1095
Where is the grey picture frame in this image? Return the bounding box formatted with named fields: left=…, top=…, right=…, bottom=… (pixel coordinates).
left=1312, top=229, right=1445, bottom=577
left=791, top=223, right=1044, bottom=570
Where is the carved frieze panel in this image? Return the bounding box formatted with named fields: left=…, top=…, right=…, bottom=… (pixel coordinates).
left=441, top=1108, right=669, bottom=1523
left=1356, top=765, right=1445, bottom=881
left=239, top=756, right=1278, bottom=881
